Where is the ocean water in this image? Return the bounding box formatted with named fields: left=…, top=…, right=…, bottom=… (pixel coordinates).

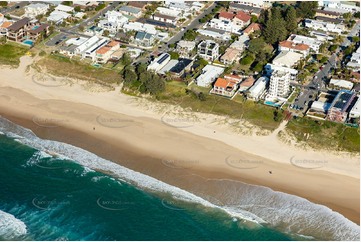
left=0, top=117, right=359, bottom=241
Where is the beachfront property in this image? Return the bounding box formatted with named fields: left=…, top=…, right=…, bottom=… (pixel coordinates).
left=176, top=40, right=196, bottom=58
left=264, top=63, right=298, bottom=81
left=158, top=58, right=193, bottom=77
left=119, top=6, right=143, bottom=18
left=266, top=69, right=291, bottom=100
left=24, top=3, right=49, bottom=19
left=278, top=40, right=310, bottom=57
left=134, top=31, right=155, bottom=47
left=147, top=53, right=171, bottom=72
left=239, top=76, right=255, bottom=93
left=247, top=76, right=269, bottom=100
left=304, top=18, right=345, bottom=34
left=349, top=97, right=360, bottom=119
left=306, top=91, right=336, bottom=119
left=95, top=40, right=120, bottom=64
left=329, top=79, right=354, bottom=91
left=68, top=35, right=109, bottom=61
left=272, top=51, right=303, bottom=68
left=287, top=34, right=323, bottom=53
left=210, top=74, right=242, bottom=98
left=347, top=47, right=360, bottom=71
left=197, top=40, right=220, bottom=62
left=5, top=18, right=49, bottom=44
left=195, top=65, right=225, bottom=87
left=326, top=90, right=357, bottom=123
left=97, top=10, right=128, bottom=34
left=0, top=14, right=12, bottom=37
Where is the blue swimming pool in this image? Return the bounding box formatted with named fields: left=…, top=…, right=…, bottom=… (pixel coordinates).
left=23, top=39, right=34, bottom=46
left=32, top=26, right=39, bottom=30
left=264, top=101, right=281, bottom=107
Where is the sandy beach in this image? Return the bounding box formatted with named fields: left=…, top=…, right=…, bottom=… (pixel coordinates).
left=0, top=56, right=359, bottom=225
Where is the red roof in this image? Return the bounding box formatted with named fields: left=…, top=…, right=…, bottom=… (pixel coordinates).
left=235, top=10, right=251, bottom=22
left=279, top=40, right=309, bottom=51
left=240, top=77, right=255, bottom=87
left=214, top=78, right=238, bottom=89
left=219, top=11, right=235, bottom=20
left=243, top=23, right=261, bottom=34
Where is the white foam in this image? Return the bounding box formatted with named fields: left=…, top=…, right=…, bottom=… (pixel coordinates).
left=0, top=210, right=27, bottom=238
left=0, top=117, right=360, bottom=240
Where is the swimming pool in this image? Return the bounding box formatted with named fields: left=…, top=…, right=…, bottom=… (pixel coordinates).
left=32, top=26, right=39, bottom=30
left=264, top=101, right=281, bottom=107
left=23, top=39, right=34, bottom=46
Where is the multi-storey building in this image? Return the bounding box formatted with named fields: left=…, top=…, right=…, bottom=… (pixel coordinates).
left=197, top=40, right=219, bottom=61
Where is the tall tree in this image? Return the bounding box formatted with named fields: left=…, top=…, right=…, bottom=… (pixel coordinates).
left=296, top=1, right=318, bottom=18
left=263, top=8, right=287, bottom=44
left=285, top=7, right=298, bottom=32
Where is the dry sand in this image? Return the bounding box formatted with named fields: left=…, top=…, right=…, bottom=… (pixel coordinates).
left=0, top=56, right=359, bottom=224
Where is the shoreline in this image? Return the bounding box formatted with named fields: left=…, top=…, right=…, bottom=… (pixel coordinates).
left=0, top=57, right=359, bottom=226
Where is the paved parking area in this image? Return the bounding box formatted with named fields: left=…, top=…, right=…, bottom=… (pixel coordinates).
left=46, top=33, right=68, bottom=47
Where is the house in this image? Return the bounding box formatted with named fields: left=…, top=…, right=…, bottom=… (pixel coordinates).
left=347, top=47, right=360, bottom=71
left=176, top=40, right=196, bottom=58
left=329, top=79, right=354, bottom=90
left=323, top=1, right=360, bottom=13
left=153, top=13, right=177, bottom=25
left=55, top=4, right=74, bottom=13
left=73, top=1, right=99, bottom=10
left=266, top=70, right=291, bottom=100
left=197, top=28, right=231, bottom=41
left=210, top=75, right=241, bottom=98
left=6, top=18, right=31, bottom=42
left=233, top=11, right=251, bottom=29
left=47, top=10, right=71, bottom=24
left=98, top=11, right=128, bottom=34
left=147, top=53, right=171, bottom=72
left=95, top=40, right=120, bottom=64
left=315, top=9, right=342, bottom=19
left=0, top=14, right=13, bottom=37
left=243, top=22, right=261, bottom=35
left=123, top=22, right=157, bottom=35
left=134, top=31, right=155, bottom=47
left=119, top=6, right=143, bottom=18
left=24, top=3, right=49, bottom=18
left=166, top=1, right=192, bottom=16
left=156, top=7, right=181, bottom=17
left=191, top=2, right=204, bottom=12
left=229, top=3, right=263, bottom=16
left=272, top=51, right=303, bottom=68
left=349, top=97, right=360, bottom=119
left=220, top=48, right=243, bottom=65
left=279, top=40, right=310, bottom=57
left=195, top=65, right=224, bottom=87
left=237, top=0, right=272, bottom=8
left=208, top=18, right=242, bottom=34
left=304, top=18, right=345, bottom=34
left=168, top=58, right=193, bottom=77
left=230, top=34, right=250, bottom=50
left=75, top=36, right=102, bottom=54
left=309, top=31, right=333, bottom=41
left=218, top=11, right=235, bottom=21
left=197, top=40, right=219, bottom=61
left=26, top=23, right=49, bottom=42
left=327, top=90, right=356, bottom=123
left=136, top=18, right=176, bottom=30
left=128, top=1, right=149, bottom=10
left=264, top=63, right=298, bottom=81
left=247, top=76, right=269, bottom=100
left=239, top=76, right=255, bottom=92
left=287, top=34, right=323, bottom=53
left=81, top=37, right=109, bottom=61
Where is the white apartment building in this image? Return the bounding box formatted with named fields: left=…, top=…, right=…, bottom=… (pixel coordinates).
left=98, top=10, right=128, bottom=33
left=24, top=3, right=49, bottom=18
left=287, top=34, right=323, bottom=53
left=176, top=40, right=196, bottom=58
left=156, top=7, right=181, bottom=17
left=208, top=18, right=242, bottom=34
left=264, top=63, right=298, bottom=81
left=197, top=40, right=220, bottom=61
left=304, top=18, right=345, bottom=34
left=147, top=53, right=171, bottom=72
left=267, top=70, right=291, bottom=100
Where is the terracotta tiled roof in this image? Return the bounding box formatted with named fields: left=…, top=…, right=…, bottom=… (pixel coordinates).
left=107, top=40, right=120, bottom=47
left=96, top=46, right=111, bottom=55
left=235, top=10, right=251, bottom=22
left=0, top=21, right=13, bottom=28
left=240, top=76, right=255, bottom=87
left=219, top=11, right=235, bottom=20
left=279, top=40, right=310, bottom=51
left=243, top=23, right=261, bottom=34
left=214, top=78, right=238, bottom=89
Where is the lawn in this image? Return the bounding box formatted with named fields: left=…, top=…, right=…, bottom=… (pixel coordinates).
left=286, top=117, right=360, bottom=153
left=36, top=54, right=122, bottom=86
left=156, top=83, right=282, bottom=131
left=0, top=43, right=28, bottom=66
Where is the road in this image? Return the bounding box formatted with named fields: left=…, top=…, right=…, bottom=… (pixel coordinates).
left=0, top=1, right=29, bottom=14
left=166, top=2, right=217, bottom=46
